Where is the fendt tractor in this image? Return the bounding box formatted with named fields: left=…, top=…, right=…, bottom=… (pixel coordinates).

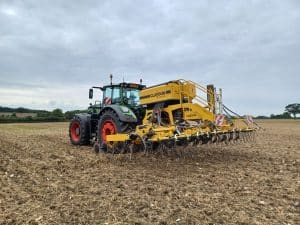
left=69, top=75, right=258, bottom=154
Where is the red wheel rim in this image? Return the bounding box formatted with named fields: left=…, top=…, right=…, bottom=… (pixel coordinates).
left=71, top=121, right=80, bottom=142
left=101, top=120, right=116, bottom=142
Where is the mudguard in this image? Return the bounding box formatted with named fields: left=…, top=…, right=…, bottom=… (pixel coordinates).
left=100, top=105, right=137, bottom=123
left=74, top=113, right=91, bottom=123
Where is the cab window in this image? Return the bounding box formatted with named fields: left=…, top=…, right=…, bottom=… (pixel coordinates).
left=125, top=88, right=140, bottom=106
left=103, top=87, right=112, bottom=104
left=104, top=87, right=112, bottom=99
left=112, top=87, right=121, bottom=103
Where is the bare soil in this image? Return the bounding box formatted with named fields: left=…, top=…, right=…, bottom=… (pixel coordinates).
left=0, top=120, right=299, bottom=225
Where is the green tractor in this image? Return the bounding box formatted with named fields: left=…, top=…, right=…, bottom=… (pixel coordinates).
left=69, top=75, right=145, bottom=151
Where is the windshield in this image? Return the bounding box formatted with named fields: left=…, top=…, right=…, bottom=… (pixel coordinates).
left=124, top=88, right=140, bottom=106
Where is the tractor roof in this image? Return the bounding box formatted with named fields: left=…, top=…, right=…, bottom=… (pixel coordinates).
left=102, top=82, right=146, bottom=90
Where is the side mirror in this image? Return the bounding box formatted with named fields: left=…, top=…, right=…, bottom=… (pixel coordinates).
left=89, top=89, right=93, bottom=99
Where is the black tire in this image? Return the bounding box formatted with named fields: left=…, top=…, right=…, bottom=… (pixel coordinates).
left=69, top=117, right=90, bottom=145
left=97, top=109, right=134, bottom=151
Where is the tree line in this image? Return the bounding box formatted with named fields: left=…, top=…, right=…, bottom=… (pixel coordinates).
left=0, top=106, right=48, bottom=113
left=256, top=103, right=299, bottom=119
left=0, top=107, right=87, bottom=123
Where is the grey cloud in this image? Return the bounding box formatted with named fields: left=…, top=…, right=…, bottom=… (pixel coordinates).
left=0, top=0, right=299, bottom=115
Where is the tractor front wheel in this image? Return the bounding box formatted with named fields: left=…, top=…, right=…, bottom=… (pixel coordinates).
left=97, top=110, right=133, bottom=151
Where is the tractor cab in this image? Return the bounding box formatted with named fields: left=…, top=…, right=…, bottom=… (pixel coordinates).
left=101, top=82, right=146, bottom=124
left=69, top=75, right=146, bottom=148
left=102, top=82, right=145, bottom=107
left=87, top=76, right=146, bottom=127
left=88, top=82, right=145, bottom=109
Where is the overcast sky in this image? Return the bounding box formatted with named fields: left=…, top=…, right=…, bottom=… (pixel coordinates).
left=0, top=0, right=299, bottom=115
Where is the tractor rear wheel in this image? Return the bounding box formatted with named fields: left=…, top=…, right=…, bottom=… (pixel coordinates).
left=97, top=109, right=134, bottom=151
left=69, top=117, right=90, bottom=145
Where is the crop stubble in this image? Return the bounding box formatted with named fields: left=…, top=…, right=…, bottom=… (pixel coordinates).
left=0, top=120, right=299, bottom=225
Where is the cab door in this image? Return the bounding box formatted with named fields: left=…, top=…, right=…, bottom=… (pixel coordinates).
left=103, top=86, right=122, bottom=105
left=103, top=87, right=112, bottom=105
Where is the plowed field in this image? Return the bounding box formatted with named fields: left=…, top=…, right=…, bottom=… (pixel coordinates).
left=0, top=120, right=299, bottom=225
